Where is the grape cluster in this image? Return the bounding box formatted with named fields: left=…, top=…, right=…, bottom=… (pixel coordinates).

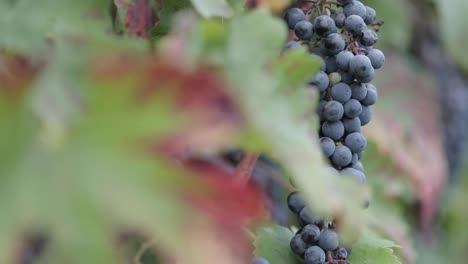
left=283, top=1, right=384, bottom=263
left=287, top=192, right=349, bottom=264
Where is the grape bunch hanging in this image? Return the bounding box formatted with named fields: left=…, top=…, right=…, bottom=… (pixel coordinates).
left=283, top=1, right=385, bottom=264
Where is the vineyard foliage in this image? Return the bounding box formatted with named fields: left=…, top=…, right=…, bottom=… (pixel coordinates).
left=1, top=0, right=468, bottom=264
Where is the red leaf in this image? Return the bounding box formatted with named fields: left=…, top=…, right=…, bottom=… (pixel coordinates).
left=125, top=0, right=159, bottom=39
left=142, top=61, right=244, bottom=159
left=245, top=0, right=260, bottom=9
left=0, top=53, right=41, bottom=98
left=184, top=158, right=267, bottom=226
left=182, top=158, right=267, bottom=261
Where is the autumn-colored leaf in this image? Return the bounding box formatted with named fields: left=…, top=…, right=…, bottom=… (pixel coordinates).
left=185, top=158, right=266, bottom=226
left=91, top=52, right=244, bottom=159
left=364, top=52, right=448, bottom=231
left=0, top=53, right=41, bottom=98
left=143, top=62, right=244, bottom=159
left=183, top=158, right=267, bottom=261
left=125, top=0, right=159, bottom=39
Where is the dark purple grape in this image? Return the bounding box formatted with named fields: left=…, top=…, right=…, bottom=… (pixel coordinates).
left=301, top=224, right=321, bottom=243
left=314, top=15, right=337, bottom=37
left=285, top=8, right=306, bottom=29
left=318, top=229, right=339, bottom=251
left=304, top=246, right=326, bottom=264
left=287, top=192, right=304, bottom=214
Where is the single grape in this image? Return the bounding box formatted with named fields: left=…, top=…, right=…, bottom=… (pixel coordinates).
left=359, top=105, right=372, bottom=125
left=301, top=224, right=321, bottom=243
left=318, top=229, right=339, bottom=251
left=323, top=100, right=344, bottom=122
left=352, top=161, right=364, bottom=172
left=304, top=246, right=326, bottom=264
left=333, top=12, right=346, bottom=28
left=349, top=55, right=373, bottom=78
left=322, top=33, right=346, bottom=55
left=344, top=132, right=367, bottom=153
left=309, top=71, right=330, bottom=92
left=343, top=1, right=367, bottom=18
left=344, top=99, right=363, bottom=118
left=287, top=192, right=305, bottom=214
left=331, top=145, right=353, bottom=167
left=361, top=84, right=377, bottom=106
left=364, top=6, right=377, bottom=24
left=342, top=117, right=361, bottom=133
left=290, top=234, right=308, bottom=257
left=344, top=14, right=366, bottom=36
left=322, top=121, right=345, bottom=140
left=320, top=137, right=336, bottom=157
left=252, top=257, right=270, bottom=264
left=332, top=248, right=348, bottom=259
left=285, top=8, right=306, bottom=29
left=336, top=51, right=354, bottom=71
left=314, top=15, right=337, bottom=37
left=360, top=29, right=378, bottom=46
left=331, top=82, right=352, bottom=103
left=341, top=167, right=366, bottom=184
left=367, top=48, right=385, bottom=69
left=329, top=72, right=342, bottom=85
left=350, top=82, right=368, bottom=101
left=295, top=21, right=314, bottom=40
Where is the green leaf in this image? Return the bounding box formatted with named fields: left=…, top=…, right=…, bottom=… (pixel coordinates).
left=228, top=9, right=287, bottom=69
left=253, top=225, right=298, bottom=264
left=273, top=49, right=321, bottom=91
left=348, top=229, right=401, bottom=264
left=191, top=0, right=233, bottom=18
left=0, top=0, right=112, bottom=54
left=188, top=19, right=229, bottom=64
left=149, top=0, right=192, bottom=41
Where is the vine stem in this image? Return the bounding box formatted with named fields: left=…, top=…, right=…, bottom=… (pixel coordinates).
left=133, top=239, right=156, bottom=264
left=234, top=153, right=259, bottom=184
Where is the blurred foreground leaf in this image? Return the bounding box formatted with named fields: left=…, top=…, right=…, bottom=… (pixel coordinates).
left=348, top=230, right=401, bottom=264
left=191, top=0, right=233, bottom=17
left=253, top=225, right=297, bottom=264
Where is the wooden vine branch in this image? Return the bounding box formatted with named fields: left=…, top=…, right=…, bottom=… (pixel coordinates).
left=234, top=153, right=259, bottom=184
